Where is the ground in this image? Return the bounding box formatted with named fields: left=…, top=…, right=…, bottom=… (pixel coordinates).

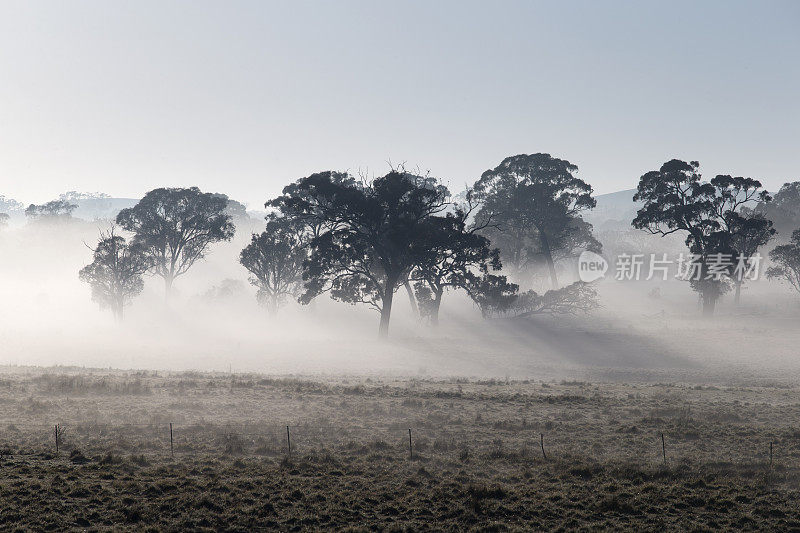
left=1, top=367, right=799, bottom=531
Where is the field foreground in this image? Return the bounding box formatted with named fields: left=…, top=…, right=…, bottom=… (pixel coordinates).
left=1, top=367, right=800, bottom=531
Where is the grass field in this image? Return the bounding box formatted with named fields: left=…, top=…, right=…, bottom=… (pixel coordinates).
left=1, top=367, right=800, bottom=530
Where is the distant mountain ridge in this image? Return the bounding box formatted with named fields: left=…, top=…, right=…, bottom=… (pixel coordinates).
left=584, top=188, right=641, bottom=229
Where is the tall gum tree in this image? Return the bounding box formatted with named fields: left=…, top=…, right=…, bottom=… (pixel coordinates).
left=410, top=202, right=504, bottom=326
left=472, top=153, right=597, bottom=289
left=632, top=160, right=772, bottom=315
left=239, top=214, right=307, bottom=315
left=767, top=229, right=800, bottom=297
left=116, top=187, right=235, bottom=298
left=271, top=170, right=448, bottom=338
left=79, top=228, right=152, bottom=320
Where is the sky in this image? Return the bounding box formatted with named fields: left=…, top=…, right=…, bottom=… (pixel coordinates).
left=0, top=0, right=798, bottom=208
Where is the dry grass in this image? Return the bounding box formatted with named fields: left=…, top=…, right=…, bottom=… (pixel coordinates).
left=1, top=366, right=800, bottom=530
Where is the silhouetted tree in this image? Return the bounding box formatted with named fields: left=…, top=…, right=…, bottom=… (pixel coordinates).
left=728, top=209, right=775, bottom=304
left=472, top=153, right=597, bottom=288
left=632, top=160, right=770, bottom=315
left=512, top=281, right=599, bottom=317
left=464, top=277, right=598, bottom=319
left=411, top=204, right=502, bottom=325
left=462, top=273, right=519, bottom=318
left=767, top=229, right=800, bottom=296
left=271, top=170, right=448, bottom=337
left=550, top=218, right=602, bottom=264
left=268, top=171, right=356, bottom=238
left=240, top=214, right=307, bottom=315
left=25, top=200, right=77, bottom=219
left=759, top=182, right=800, bottom=239
left=116, top=187, right=236, bottom=298
left=79, top=229, right=152, bottom=320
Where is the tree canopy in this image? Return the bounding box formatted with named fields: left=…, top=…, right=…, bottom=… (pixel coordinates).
left=25, top=200, right=77, bottom=219
left=410, top=205, right=506, bottom=325
left=727, top=208, right=775, bottom=303
left=759, top=181, right=800, bottom=239
left=271, top=170, right=449, bottom=337
left=79, top=229, right=152, bottom=320
left=239, top=214, right=307, bottom=315
left=767, top=229, right=800, bottom=296
left=462, top=273, right=519, bottom=318
left=472, top=153, right=597, bottom=288
left=116, top=187, right=236, bottom=297
left=632, top=160, right=771, bottom=314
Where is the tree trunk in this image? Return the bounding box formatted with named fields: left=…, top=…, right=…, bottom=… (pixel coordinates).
left=430, top=290, right=443, bottom=327
left=164, top=275, right=174, bottom=300
left=378, top=286, right=394, bottom=339
left=734, top=281, right=742, bottom=305
left=702, top=291, right=716, bottom=316
left=110, top=293, right=124, bottom=322
left=403, top=280, right=418, bottom=318
left=539, top=232, right=559, bottom=289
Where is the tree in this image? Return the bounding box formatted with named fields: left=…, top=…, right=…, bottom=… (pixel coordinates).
left=116, top=187, right=236, bottom=298
left=25, top=200, right=77, bottom=219
left=727, top=209, right=775, bottom=304
left=463, top=277, right=598, bottom=319
left=60, top=191, right=110, bottom=201
left=549, top=218, right=602, bottom=265
left=632, top=160, right=771, bottom=315
left=512, top=281, right=600, bottom=317
left=0, top=213, right=9, bottom=230
left=79, top=229, right=152, bottom=320
left=410, top=203, right=503, bottom=325
left=472, top=153, right=597, bottom=288
left=271, top=170, right=448, bottom=337
left=767, top=229, right=800, bottom=296
left=200, top=279, right=247, bottom=303
left=462, top=273, right=519, bottom=318
left=239, top=214, right=307, bottom=315
left=759, top=182, right=800, bottom=239
left=267, top=171, right=356, bottom=239
left=0, top=195, right=24, bottom=213
left=211, top=193, right=251, bottom=225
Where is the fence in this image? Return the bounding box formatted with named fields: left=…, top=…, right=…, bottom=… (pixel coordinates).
left=0, top=421, right=789, bottom=470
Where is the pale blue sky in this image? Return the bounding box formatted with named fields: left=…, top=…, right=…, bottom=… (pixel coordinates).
left=1, top=0, right=798, bottom=207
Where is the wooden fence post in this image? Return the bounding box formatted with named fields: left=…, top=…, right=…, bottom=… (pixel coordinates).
left=661, top=433, right=666, bottom=464
left=408, top=428, right=412, bottom=460
left=286, top=425, right=291, bottom=456
left=54, top=424, right=59, bottom=453
left=540, top=433, right=547, bottom=460
left=170, top=423, right=174, bottom=457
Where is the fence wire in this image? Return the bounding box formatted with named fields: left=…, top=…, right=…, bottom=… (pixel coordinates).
left=0, top=421, right=792, bottom=469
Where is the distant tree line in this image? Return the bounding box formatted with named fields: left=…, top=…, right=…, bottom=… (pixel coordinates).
left=68, top=153, right=800, bottom=331
left=26, top=199, right=77, bottom=219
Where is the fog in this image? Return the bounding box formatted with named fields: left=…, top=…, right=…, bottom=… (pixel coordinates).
left=2, top=214, right=799, bottom=385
